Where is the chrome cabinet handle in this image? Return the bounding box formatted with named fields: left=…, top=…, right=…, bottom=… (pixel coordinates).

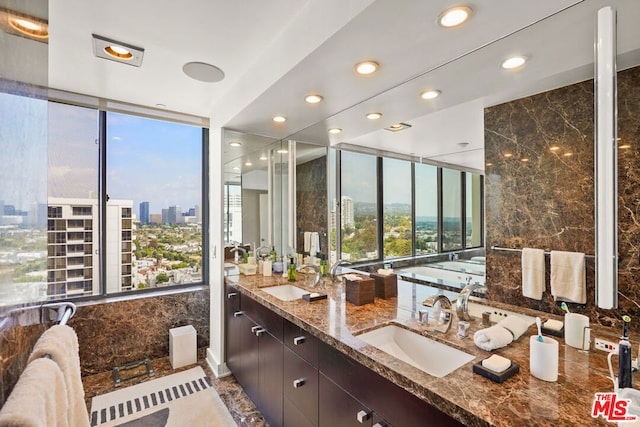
left=233, top=311, right=243, bottom=317
left=373, top=423, right=386, bottom=427
left=357, top=410, right=371, bottom=423
left=293, top=336, right=305, bottom=345
left=227, top=292, right=237, bottom=299
left=251, top=325, right=261, bottom=333
left=255, top=328, right=266, bottom=337
left=293, top=378, right=305, bottom=388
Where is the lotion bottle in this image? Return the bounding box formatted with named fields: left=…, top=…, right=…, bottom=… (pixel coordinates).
left=618, top=315, right=633, bottom=389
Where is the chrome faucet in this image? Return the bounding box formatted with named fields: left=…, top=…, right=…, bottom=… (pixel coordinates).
left=230, top=245, right=247, bottom=263
left=298, top=264, right=321, bottom=287
left=254, top=245, right=270, bottom=259
left=329, top=260, right=352, bottom=282
left=456, top=283, right=487, bottom=321
left=422, top=294, right=452, bottom=333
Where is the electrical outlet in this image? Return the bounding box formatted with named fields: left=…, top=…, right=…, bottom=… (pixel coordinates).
left=595, top=337, right=619, bottom=353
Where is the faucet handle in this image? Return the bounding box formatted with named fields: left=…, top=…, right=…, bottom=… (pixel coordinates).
left=418, top=310, right=430, bottom=324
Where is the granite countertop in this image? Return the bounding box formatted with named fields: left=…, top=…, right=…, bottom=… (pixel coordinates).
left=225, top=273, right=623, bottom=426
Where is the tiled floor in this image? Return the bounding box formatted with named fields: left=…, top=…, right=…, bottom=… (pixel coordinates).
left=82, top=354, right=268, bottom=427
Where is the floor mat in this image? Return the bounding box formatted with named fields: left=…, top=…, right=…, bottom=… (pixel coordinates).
left=89, top=366, right=235, bottom=427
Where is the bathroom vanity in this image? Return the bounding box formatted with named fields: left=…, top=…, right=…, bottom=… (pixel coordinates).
left=225, top=274, right=615, bottom=426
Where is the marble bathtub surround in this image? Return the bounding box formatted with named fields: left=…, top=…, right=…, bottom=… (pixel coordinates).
left=485, top=65, right=640, bottom=333
left=227, top=274, right=620, bottom=426
left=0, top=288, right=209, bottom=406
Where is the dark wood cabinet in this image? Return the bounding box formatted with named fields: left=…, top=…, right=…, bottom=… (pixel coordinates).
left=225, top=282, right=463, bottom=427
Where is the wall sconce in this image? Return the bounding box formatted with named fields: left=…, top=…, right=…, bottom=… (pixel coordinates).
left=595, top=6, right=617, bottom=309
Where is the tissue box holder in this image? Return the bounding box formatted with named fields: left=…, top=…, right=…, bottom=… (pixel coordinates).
left=345, top=275, right=375, bottom=306
left=370, top=273, right=397, bottom=299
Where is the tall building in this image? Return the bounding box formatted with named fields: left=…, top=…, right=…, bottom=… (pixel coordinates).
left=139, top=201, right=150, bottom=224
left=161, top=208, right=168, bottom=223
left=168, top=205, right=181, bottom=223
left=341, top=196, right=355, bottom=228
left=47, top=197, right=133, bottom=299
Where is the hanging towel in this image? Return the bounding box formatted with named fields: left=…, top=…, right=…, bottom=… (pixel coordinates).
left=522, top=248, right=545, bottom=300
left=473, top=325, right=514, bottom=351
left=0, top=358, right=69, bottom=427
left=304, top=232, right=311, bottom=252
left=28, top=325, right=90, bottom=427
left=550, top=250, right=586, bottom=304
left=310, top=232, right=320, bottom=257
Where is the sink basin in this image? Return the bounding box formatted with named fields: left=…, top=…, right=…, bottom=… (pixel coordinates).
left=261, top=284, right=308, bottom=301
left=356, top=325, right=474, bottom=378
left=467, top=302, right=536, bottom=326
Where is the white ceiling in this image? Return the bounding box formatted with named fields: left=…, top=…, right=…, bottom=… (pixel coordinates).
left=16, top=0, right=640, bottom=170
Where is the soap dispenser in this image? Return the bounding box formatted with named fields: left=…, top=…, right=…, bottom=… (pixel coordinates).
left=287, top=257, right=297, bottom=282
left=618, top=315, right=633, bottom=389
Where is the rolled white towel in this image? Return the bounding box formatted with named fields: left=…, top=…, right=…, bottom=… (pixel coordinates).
left=473, top=325, right=513, bottom=351
left=497, top=315, right=530, bottom=340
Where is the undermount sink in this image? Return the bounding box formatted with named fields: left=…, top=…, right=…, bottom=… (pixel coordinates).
left=261, top=284, right=308, bottom=301
left=356, top=325, right=474, bottom=378
left=466, top=302, right=536, bottom=326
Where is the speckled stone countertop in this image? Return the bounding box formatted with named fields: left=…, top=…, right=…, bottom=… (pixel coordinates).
left=225, top=273, right=625, bottom=426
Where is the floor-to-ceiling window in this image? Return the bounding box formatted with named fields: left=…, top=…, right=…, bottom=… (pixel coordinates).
left=466, top=172, right=483, bottom=248
left=340, top=151, right=378, bottom=262
left=415, top=163, right=438, bottom=255
left=441, top=167, right=463, bottom=251
left=383, top=158, right=412, bottom=258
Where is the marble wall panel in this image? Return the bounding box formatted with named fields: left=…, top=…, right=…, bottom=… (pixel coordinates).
left=0, top=288, right=209, bottom=406
left=296, top=155, right=328, bottom=258
left=485, top=66, right=640, bottom=332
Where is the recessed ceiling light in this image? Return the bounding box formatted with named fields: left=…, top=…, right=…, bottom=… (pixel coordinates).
left=549, top=146, right=560, bottom=151
left=233, top=167, right=240, bottom=171
left=229, top=141, right=242, bottom=147
left=259, top=155, right=268, bottom=160
left=245, top=161, right=253, bottom=166
left=183, top=62, right=225, bottom=82
left=457, top=142, right=469, bottom=148
left=328, top=128, right=342, bottom=134
left=486, top=163, right=493, bottom=167
left=304, top=94, right=323, bottom=104
left=521, top=158, right=529, bottom=162
left=277, top=149, right=288, bottom=154
left=503, top=153, right=513, bottom=158
left=155, top=103, right=167, bottom=108
left=355, top=61, right=379, bottom=75
left=420, top=89, right=441, bottom=100
left=501, top=56, right=527, bottom=70
left=8, top=16, right=48, bottom=39
left=273, top=116, right=287, bottom=123
left=366, top=112, right=382, bottom=120
left=619, top=144, right=631, bottom=149
left=385, top=123, right=412, bottom=132
left=563, top=152, right=574, bottom=157
left=438, top=6, right=472, bottom=28
left=92, top=34, right=144, bottom=67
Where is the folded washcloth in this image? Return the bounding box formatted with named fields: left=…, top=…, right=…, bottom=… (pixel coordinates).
left=28, top=325, right=90, bottom=427
left=0, top=358, right=69, bottom=427
left=550, top=250, right=586, bottom=304
left=473, top=325, right=514, bottom=351
left=310, top=232, right=320, bottom=257
left=497, top=315, right=530, bottom=340
left=304, top=232, right=311, bottom=252
left=522, top=248, right=545, bottom=300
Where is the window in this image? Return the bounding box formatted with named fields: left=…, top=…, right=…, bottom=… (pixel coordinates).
left=383, top=158, right=412, bottom=258
left=340, top=151, right=378, bottom=262
left=415, top=163, right=438, bottom=255
left=466, top=173, right=483, bottom=248
left=45, top=102, right=205, bottom=300
left=442, top=168, right=463, bottom=251
left=224, top=183, right=242, bottom=244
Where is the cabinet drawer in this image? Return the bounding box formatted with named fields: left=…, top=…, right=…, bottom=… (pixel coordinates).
left=284, top=319, right=319, bottom=366
left=319, top=374, right=372, bottom=427
left=242, top=294, right=283, bottom=341
left=284, top=347, right=318, bottom=426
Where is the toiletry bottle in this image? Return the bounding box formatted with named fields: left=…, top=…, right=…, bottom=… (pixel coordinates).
left=270, top=246, right=277, bottom=262
left=287, top=257, right=297, bottom=282
left=618, top=315, right=633, bottom=389
left=243, top=251, right=249, bottom=264
left=320, top=255, right=328, bottom=277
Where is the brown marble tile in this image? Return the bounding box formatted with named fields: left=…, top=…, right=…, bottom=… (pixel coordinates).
left=485, top=65, right=640, bottom=334
left=296, top=155, right=328, bottom=258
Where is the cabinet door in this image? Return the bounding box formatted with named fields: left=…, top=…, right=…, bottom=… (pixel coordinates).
left=239, top=314, right=260, bottom=407
left=319, top=374, right=372, bottom=427
left=258, top=329, right=283, bottom=427
left=225, top=284, right=242, bottom=376
left=283, top=346, right=318, bottom=426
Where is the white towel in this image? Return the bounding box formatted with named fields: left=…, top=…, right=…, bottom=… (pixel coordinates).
left=473, top=325, right=514, bottom=351
left=497, top=316, right=530, bottom=340
left=0, top=358, right=69, bottom=427
left=28, top=325, right=90, bottom=427
left=550, top=251, right=586, bottom=304
left=304, top=232, right=311, bottom=252
left=522, top=248, right=545, bottom=300
left=310, top=232, right=320, bottom=257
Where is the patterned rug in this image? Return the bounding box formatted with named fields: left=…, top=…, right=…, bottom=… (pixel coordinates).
left=89, top=366, right=235, bottom=426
